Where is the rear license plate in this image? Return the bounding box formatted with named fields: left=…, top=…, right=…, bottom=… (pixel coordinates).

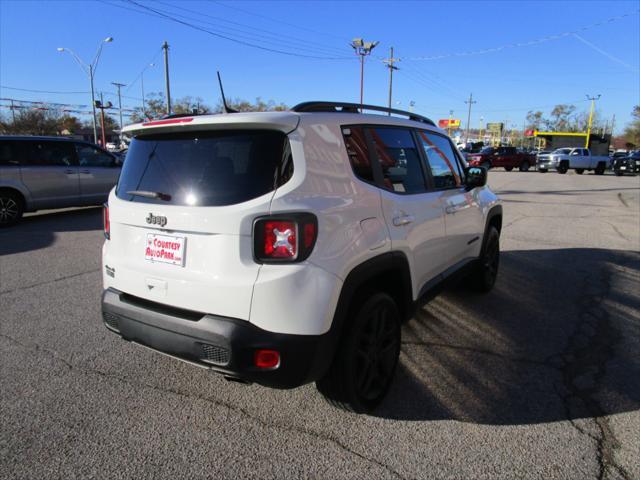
left=145, top=233, right=186, bottom=266
left=620, top=166, right=627, bottom=170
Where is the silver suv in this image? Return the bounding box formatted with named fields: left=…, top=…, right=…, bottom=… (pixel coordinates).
left=0, top=136, right=121, bottom=226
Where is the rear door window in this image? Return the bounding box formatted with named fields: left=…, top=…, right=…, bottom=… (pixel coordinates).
left=116, top=130, right=291, bottom=206
left=22, top=141, right=77, bottom=167
left=369, top=127, right=427, bottom=194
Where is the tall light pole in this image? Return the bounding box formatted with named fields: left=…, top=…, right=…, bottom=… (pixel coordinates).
left=350, top=38, right=379, bottom=110
left=162, top=41, right=171, bottom=115
left=111, top=82, right=126, bottom=147
left=479, top=116, right=484, bottom=141
left=383, top=47, right=400, bottom=115
left=464, top=93, right=476, bottom=144
left=585, top=94, right=601, bottom=148
left=57, top=37, right=113, bottom=144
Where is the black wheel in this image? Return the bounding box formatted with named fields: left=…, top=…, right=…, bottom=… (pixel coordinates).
left=539, top=168, right=547, bottom=173
left=594, top=163, right=606, bottom=175
left=575, top=168, right=584, bottom=175
left=614, top=170, right=623, bottom=176
left=519, top=161, right=530, bottom=172
left=316, top=292, right=401, bottom=413
left=557, top=162, right=568, bottom=174
left=504, top=166, right=514, bottom=172
left=469, top=226, right=500, bottom=293
left=0, top=191, right=23, bottom=227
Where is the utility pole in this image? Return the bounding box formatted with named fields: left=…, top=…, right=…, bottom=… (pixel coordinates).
left=448, top=110, right=454, bottom=137
left=94, top=94, right=113, bottom=147
left=383, top=47, right=400, bottom=115
left=350, top=38, right=379, bottom=110
left=162, top=41, right=171, bottom=115
left=479, top=116, right=484, bottom=141
left=111, top=82, right=126, bottom=147
left=585, top=94, right=601, bottom=148
left=464, top=93, right=476, bottom=143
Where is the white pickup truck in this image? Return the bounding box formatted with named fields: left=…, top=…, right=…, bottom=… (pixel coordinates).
left=537, top=147, right=609, bottom=175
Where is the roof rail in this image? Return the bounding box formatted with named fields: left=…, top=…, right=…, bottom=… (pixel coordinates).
left=291, top=101, right=436, bottom=126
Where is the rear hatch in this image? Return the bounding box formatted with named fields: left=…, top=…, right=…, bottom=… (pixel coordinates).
left=103, top=128, right=294, bottom=320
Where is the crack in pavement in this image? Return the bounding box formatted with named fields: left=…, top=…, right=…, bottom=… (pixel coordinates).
left=0, top=333, right=409, bottom=480
left=545, top=268, right=632, bottom=480
left=0, top=268, right=100, bottom=296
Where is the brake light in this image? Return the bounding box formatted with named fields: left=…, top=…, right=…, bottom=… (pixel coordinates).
left=103, top=203, right=110, bottom=239
left=253, top=213, right=318, bottom=263
left=254, top=349, right=280, bottom=369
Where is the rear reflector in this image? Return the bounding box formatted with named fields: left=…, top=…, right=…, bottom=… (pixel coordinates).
left=103, top=203, right=110, bottom=239
left=254, top=349, right=280, bottom=369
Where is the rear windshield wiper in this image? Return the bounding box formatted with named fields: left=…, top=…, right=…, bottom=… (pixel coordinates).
left=126, top=190, right=172, bottom=201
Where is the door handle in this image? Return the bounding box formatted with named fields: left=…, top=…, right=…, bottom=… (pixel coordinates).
left=80, top=169, right=91, bottom=174
left=392, top=215, right=414, bottom=226
left=65, top=169, right=75, bottom=174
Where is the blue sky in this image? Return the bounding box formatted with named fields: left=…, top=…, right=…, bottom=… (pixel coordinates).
left=1, top=0, right=639, bottom=133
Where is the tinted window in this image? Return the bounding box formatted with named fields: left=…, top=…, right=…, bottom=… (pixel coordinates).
left=76, top=144, right=114, bottom=167
left=418, top=131, right=462, bottom=189
left=0, top=141, right=19, bottom=165
left=22, top=140, right=76, bottom=166
left=369, top=128, right=426, bottom=194
left=342, top=126, right=374, bottom=183
left=116, top=130, right=290, bottom=207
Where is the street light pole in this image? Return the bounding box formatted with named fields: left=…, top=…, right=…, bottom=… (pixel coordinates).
left=57, top=37, right=113, bottom=144
left=585, top=94, right=601, bottom=148
left=350, top=38, right=379, bottom=110
left=89, top=65, right=98, bottom=143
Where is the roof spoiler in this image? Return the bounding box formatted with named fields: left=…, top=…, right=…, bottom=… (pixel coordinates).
left=291, top=101, right=436, bottom=126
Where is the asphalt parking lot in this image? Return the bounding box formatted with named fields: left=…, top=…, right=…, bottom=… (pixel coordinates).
left=1, top=170, right=639, bottom=479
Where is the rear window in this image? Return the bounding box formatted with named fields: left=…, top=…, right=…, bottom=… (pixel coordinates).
left=116, top=130, right=292, bottom=206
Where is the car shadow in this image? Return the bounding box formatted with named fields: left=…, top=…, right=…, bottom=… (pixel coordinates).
left=376, top=248, right=640, bottom=424
left=0, top=207, right=103, bottom=256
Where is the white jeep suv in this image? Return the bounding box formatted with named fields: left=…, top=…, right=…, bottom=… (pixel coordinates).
left=101, top=102, right=502, bottom=413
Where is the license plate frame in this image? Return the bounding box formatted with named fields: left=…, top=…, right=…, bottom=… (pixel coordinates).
left=145, top=233, right=186, bottom=267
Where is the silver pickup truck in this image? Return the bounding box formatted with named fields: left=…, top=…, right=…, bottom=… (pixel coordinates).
left=537, top=147, right=609, bottom=175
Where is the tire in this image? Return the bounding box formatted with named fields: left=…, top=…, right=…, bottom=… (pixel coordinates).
left=614, top=170, right=623, bottom=177
left=504, top=166, right=514, bottom=172
left=519, top=161, right=530, bottom=172
left=316, top=292, right=401, bottom=413
left=468, top=226, right=500, bottom=293
left=539, top=168, right=547, bottom=173
left=0, top=190, right=24, bottom=227
left=594, top=163, right=606, bottom=175
left=557, top=162, right=568, bottom=174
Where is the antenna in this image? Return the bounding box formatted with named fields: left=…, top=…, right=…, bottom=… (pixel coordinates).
left=217, top=71, right=237, bottom=113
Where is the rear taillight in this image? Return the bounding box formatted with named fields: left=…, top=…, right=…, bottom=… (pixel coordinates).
left=103, top=203, right=110, bottom=239
left=253, top=213, right=317, bottom=263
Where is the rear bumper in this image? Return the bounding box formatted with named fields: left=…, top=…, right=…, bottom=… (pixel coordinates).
left=101, top=288, right=334, bottom=388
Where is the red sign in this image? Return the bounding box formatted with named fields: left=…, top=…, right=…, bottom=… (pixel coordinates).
left=438, top=119, right=461, bottom=128
left=524, top=129, right=536, bottom=137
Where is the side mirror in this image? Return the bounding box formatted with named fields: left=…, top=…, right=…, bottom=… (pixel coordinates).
left=465, top=167, right=487, bottom=190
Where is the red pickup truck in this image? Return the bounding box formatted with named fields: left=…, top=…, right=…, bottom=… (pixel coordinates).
left=467, top=146, right=535, bottom=172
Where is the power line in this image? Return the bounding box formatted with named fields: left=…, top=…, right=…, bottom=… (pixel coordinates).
left=156, top=0, right=349, bottom=58
left=109, top=0, right=352, bottom=60
left=403, top=9, right=639, bottom=61
left=1, top=86, right=89, bottom=94
left=209, top=0, right=348, bottom=42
